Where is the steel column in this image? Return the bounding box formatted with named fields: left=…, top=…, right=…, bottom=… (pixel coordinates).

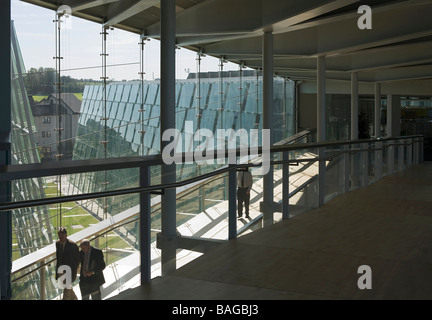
left=140, top=166, right=151, bottom=283
left=282, top=151, right=289, bottom=220
left=0, top=0, right=11, bottom=300
left=228, top=165, right=237, bottom=240
left=374, top=83, right=381, bottom=138
left=374, top=83, right=382, bottom=181
left=317, top=56, right=326, bottom=206
left=351, top=72, right=358, bottom=140
left=160, top=0, right=177, bottom=276
left=262, top=31, right=274, bottom=226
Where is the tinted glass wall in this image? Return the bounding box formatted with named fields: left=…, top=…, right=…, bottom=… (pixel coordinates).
left=68, top=74, right=295, bottom=230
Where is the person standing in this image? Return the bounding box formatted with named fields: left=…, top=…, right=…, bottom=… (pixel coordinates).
left=55, top=227, right=80, bottom=300
left=237, top=167, right=253, bottom=218
left=79, top=239, right=106, bottom=300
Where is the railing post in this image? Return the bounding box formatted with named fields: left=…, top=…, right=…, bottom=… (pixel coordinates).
left=420, top=137, right=424, bottom=163
left=228, top=165, right=237, bottom=240
left=282, top=151, right=289, bottom=220
left=413, top=137, right=419, bottom=165
left=398, top=140, right=404, bottom=172
left=343, top=144, right=350, bottom=193
left=40, top=260, right=46, bottom=300
left=388, top=142, right=395, bottom=175
left=407, top=138, right=413, bottom=168
left=351, top=143, right=359, bottom=189
left=201, top=184, right=206, bottom=212
left=361, top=142, right=368, bottom=187
left=139, top=165, right=151, bottom=284
left=375, top=140, right=382, bottom=182
left=318, top=146, right=326, bottom=206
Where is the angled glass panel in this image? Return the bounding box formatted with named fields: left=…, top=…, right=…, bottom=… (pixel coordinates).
left=178, top=82, right=195, bottom=109
left=124, top=102, right=134, bottom=122
left=122, top=84, right=131, bottom=102
left=114, top=84, right=125, bottom=101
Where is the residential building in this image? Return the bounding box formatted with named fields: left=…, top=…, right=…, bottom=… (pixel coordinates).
left=30, top=93, right=81, bottom=161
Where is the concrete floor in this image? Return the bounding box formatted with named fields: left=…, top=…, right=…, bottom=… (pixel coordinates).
left=111, top=162, right=432, bottom=300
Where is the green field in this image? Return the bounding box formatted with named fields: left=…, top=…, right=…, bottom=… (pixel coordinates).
left=45, top=182, right=132, bottom=253
left=12, top=181, right=133, bottom=263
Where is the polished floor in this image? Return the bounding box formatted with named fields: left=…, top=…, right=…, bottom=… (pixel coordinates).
left=111, top=162, right=432, bottom=300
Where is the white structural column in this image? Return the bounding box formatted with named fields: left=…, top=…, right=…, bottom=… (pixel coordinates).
left=350, top=72, right=360, bottom=188
left=261, top=31, right=275, bottom=226
left=351, top=72, right=359, bottom=140
left=317, top=56, right=326, bottom=142
left=317, top=56, right=326, bottom=206
left=374, top=83, right=382, bottom=180
left=374, top=83, right=381, bottom=137
left=159, top=0, right=177, bottom=276
left=387, top=94, right=393, bottom=137
left=386, top=94, right=401, bottom=137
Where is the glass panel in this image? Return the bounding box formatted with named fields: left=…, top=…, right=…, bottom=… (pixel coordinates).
left=176, top=171, right=229, bottom=241
left=124, top=103, right=134, bottom=122
left=130, top=83, right=141, bottom=104
left=122, top=84, right=131, bottom=103
left=114, top=84, right=124, bottom=101
left=225, top=82, right=240, bottom=111
left=149, top=106, right=160, bottom=127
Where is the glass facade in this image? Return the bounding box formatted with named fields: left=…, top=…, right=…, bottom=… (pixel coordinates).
left=10, top=21, right=56, bottom=299
left=326, top=94, right=381, bottom=141
left=68, top=74, right=295, bottom=244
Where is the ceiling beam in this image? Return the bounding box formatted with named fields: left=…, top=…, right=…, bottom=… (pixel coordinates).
left=199, top=2, right=432, bottom=58
left=241, top=40, right=432, bottom=72
left=103, top=0, right=159, bottom=27
left=144, top=0, right=359, bottom=38
left=65, top=0, right=119, bottom=12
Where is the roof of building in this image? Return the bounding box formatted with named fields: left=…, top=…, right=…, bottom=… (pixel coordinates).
left=31, top=93, right=82, bottom=116
left=50, top=93, right=82, bottom=113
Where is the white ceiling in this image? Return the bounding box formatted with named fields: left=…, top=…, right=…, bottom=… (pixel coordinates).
left=21, top=0, right=432, bottom=86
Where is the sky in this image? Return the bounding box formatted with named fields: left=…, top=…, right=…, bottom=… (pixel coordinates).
left=11, top=0, right=240, bottom=81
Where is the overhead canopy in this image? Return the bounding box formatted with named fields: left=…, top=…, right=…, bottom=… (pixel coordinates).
left=21, top=0, right=432, bottom=84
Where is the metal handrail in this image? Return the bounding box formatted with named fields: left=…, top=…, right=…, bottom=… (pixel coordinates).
left=1, top=135, right=423, bottom=212
left=7, top=134, right=423, bottom=291
left=0, top=134, right=422, bottom=182
left=9, top=130, right=320, bottom=281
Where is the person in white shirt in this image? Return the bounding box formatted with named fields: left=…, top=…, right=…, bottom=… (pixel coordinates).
left=237, top=167, right=253, bottom=218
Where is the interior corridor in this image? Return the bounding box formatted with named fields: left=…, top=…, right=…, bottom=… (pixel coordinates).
left=112, top=162, right=432, bottom=300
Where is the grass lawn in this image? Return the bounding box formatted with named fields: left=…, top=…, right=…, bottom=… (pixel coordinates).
left=32, top=95, right=47, bottom=102
left=11, top=182, right=135, bottom=262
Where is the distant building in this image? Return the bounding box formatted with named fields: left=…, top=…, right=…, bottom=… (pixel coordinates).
left=68, top=76, right=294, bottom=220
left=30, top=93, right=81, bottom=161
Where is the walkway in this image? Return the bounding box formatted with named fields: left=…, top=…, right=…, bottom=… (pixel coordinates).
left=111, top=162, right=432, bottom=300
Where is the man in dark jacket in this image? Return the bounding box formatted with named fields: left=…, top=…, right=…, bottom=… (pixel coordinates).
left=79, top=239, right=106, bottom=300
left=56, top=227, right=80, bottom=300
